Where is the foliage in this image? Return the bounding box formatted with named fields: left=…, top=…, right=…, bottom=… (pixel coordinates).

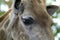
left=0, top=12, right=4, bottom=16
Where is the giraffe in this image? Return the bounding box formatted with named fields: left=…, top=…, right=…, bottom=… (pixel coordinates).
left=0, top=0, right=58, bottom=40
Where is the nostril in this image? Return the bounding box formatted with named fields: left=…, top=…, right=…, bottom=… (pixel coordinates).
left=21, top=16, right=34, bottom=25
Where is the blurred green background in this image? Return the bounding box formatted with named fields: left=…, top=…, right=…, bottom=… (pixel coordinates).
left=0, top=0, right=60, bottom=40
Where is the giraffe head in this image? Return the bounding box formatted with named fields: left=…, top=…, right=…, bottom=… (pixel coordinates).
left=6, top=0, right=58, bottom=40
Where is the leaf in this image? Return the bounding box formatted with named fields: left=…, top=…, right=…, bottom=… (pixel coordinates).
left=0, top=11, right=4, bottom=16
left=56, top=7, right=60, bottom=13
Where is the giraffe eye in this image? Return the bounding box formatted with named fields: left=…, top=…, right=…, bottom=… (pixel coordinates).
left=21, top=16, right=34, bottom=25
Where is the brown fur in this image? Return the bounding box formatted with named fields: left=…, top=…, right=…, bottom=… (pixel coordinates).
left=0, top=0, right=54, bottom=40
left=0, top=8, right=11, bottom=22
left=0, top=9, right=11, bottom=28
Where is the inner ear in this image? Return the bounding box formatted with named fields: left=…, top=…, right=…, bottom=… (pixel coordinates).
left=14, top=0, right=21, bottom=9
left=46, top=5, right=58, bottom=16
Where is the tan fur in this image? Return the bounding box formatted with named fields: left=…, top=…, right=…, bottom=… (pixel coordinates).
left=0, top=9, right=11, bottom=22
left=0, top=9, right=12, bottom=28
left=0, top=0, right=54, bottom=40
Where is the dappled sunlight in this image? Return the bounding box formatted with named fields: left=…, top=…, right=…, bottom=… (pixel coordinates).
left=5, top=0, right=10, bottom=2
left=46, top=0, right=60, bottom=6
left=53, top=18, right=60, bottom=26
left=55, top=33, right=60, bottom=40
left=0, top=4, right=9, bottom=12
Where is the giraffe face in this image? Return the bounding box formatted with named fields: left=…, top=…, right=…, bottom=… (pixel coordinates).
left=5, top=0, right=58, bottom=40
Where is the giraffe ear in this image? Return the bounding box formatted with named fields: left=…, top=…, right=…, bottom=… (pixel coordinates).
left=14, top=0, right=21, bottom=9
left=46, top=5, right=58, bottom=16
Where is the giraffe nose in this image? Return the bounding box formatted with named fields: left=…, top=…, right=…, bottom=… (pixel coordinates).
left=21, top=16, right=34, bottom=25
